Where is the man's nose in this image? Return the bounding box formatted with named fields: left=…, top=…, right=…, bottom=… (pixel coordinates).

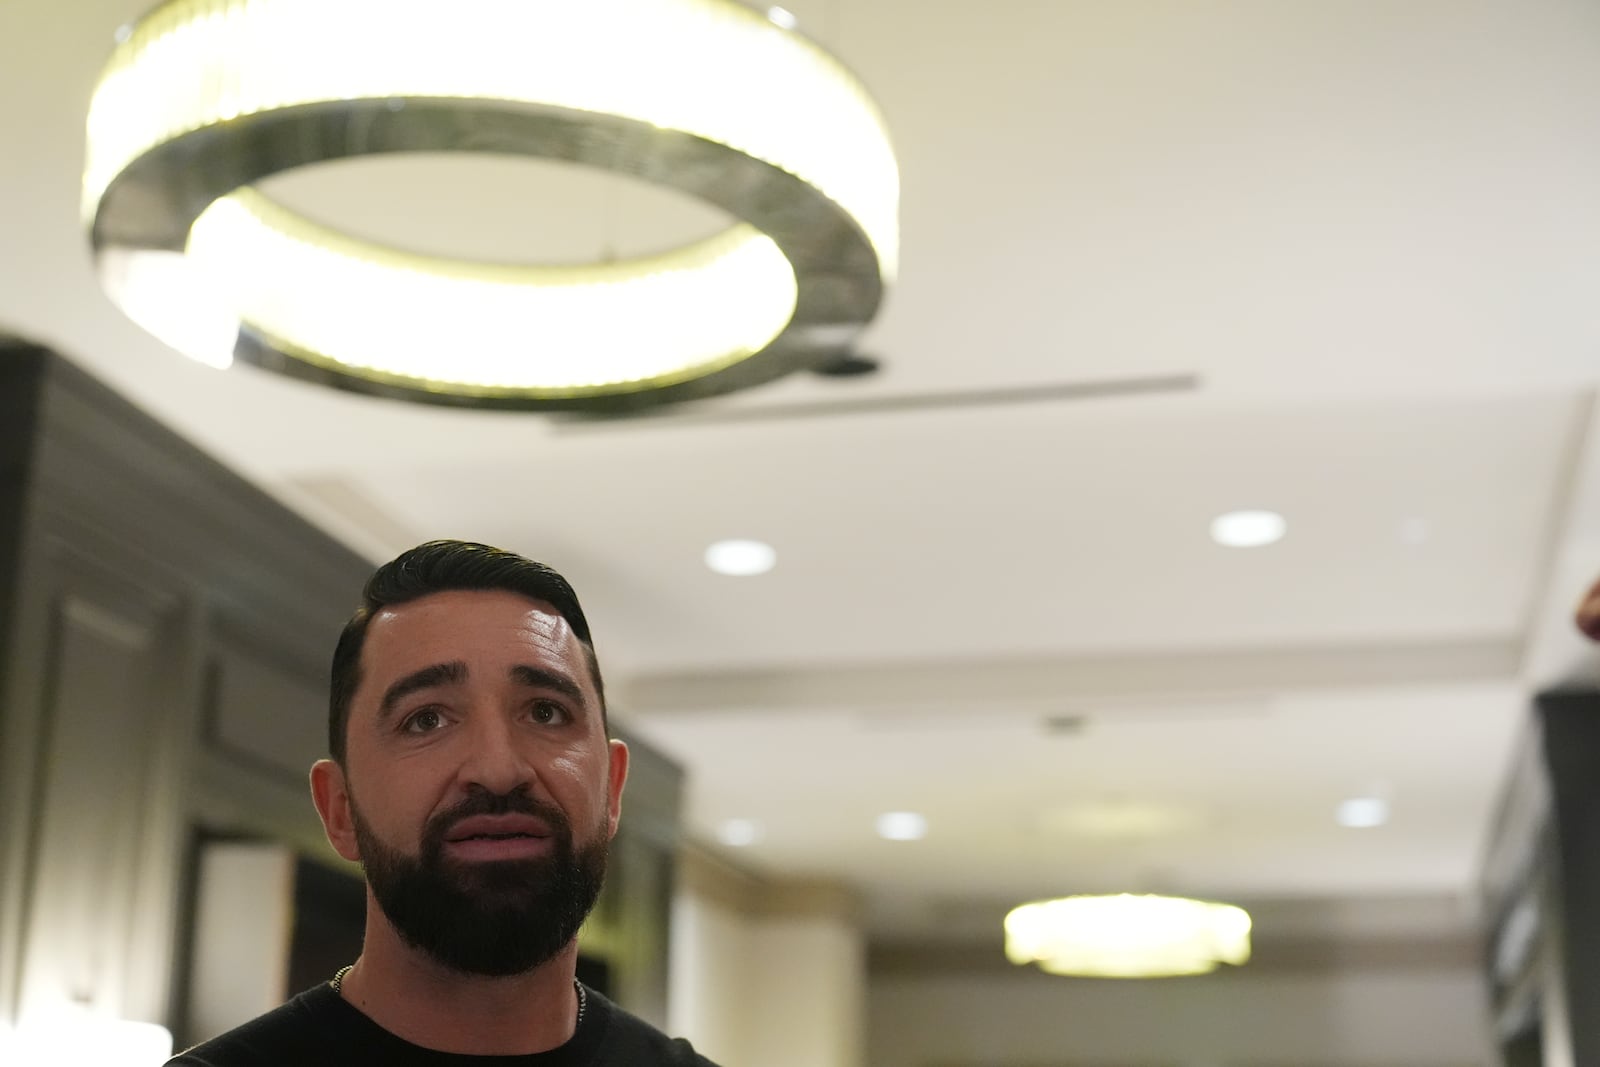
left=457, top=710, right=535, bottom=795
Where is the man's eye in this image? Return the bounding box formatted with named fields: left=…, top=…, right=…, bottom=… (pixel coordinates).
left=403, top=708, right=445, bottom=733
left=531, top=700, right=568, bottom=725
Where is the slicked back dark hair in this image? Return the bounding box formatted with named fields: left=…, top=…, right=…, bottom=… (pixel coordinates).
left=328, top=540, right=605, bottom=765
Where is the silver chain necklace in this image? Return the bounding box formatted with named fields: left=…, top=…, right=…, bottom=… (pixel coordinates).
left=329, top=966, right=587, bottom=1028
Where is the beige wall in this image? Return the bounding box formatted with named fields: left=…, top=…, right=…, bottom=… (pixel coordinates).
left=866, top=964, right=1497, bottom=1067
left=667, top=846, right=1500, bottom=1067
left=669, top=848, right=865, bottom=1067
left=669, top=890, right=754, bottom=1061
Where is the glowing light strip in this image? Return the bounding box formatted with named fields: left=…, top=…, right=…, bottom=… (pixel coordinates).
left=83, top=0, right=898, bottom=276
left=1005, top=894, right=1253, bottom=978
left=188, top=191, right=797, bottom=394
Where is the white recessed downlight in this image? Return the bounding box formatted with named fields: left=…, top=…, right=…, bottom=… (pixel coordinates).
left=1337, top=797, right=1389, bottom=828
left=1210, top=510, right=1286, bottom=548
left=876, top=812, right=927, bottom=841
left=705, top=539, right=776, bottom=576
left=1398, top=517, right=1431, bottom=545
left=716, top=818, right=764, bottom=846
left=767, top=6, right=798, bottom=29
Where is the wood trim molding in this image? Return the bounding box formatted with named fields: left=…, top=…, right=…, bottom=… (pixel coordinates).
left=868, top=932, right=1484, bottom=978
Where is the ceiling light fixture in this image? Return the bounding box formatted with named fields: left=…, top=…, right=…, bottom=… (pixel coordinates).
left=83, top=0, right=898, bottom=412
left=1398, top=517, right=1431, bottom=545
left=716, top=818, right=764, bottom=847
left=1210, top=510, right=1287, bottom=548
left=1005, top=893, right=1252, bottom=978
left=876, top=812, right=927, bottom=841
left=1337, top=796, right=1389, bottom=828
left=767, top=6, right=799, bottom=29
left=705, top=539, right=777, bottom=576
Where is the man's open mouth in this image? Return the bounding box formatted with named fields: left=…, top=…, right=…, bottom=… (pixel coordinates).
left=444, top=812, right=555, bottom=844
left=457, top=832, right=540, bottom=841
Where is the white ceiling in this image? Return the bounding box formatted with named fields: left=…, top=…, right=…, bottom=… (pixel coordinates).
left=5, top=0, right=1600, bottom=947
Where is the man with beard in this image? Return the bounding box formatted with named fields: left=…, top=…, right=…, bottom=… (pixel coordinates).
left=169, top=540, right=722, bottom=1065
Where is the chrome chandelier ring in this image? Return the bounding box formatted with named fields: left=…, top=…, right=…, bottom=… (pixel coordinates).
left=84, top=0, right=898, bottom=412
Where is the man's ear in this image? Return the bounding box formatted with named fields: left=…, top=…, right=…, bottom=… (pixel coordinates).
left=1578, top=574, right=1600, bottom=641
left=605, top=739, right=629, bottom=840
left=311, top=759, right=362, bottom=862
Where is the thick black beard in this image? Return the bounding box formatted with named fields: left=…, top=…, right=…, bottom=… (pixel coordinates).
left=351, top=785, right=608, bottom=977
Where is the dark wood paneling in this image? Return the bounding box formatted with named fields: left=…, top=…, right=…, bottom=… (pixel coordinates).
left=17, top=569, right=183, bottom=1023
left=29, top=354, right=369, bottom=649
left=0, top=342, right=50, bottom=1030
left=209, top=644, right=327, bottom=788
left=1538, top=687, right=1600, bottom=1067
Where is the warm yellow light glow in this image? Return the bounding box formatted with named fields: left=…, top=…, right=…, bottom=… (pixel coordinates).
left=84, top=0, right=896, bottom=397
left=184, top=190, right=796, bottom=394
left=1, top=1011, right=173, bottom=1067
left=97, top=249, right=238, bottom=370
left=1004, top=894, right=1252, bottom=978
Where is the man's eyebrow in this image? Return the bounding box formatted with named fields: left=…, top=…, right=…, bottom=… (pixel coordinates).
left=378, top=661, right=467, bottom=722
left=510, top=664, right=586, bottom=705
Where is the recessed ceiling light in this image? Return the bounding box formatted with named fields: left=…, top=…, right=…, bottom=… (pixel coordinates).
left=716, top=818, right=764, bottom=847
left=1337, top=797, right=1389, bottom=829
left=767, top=6, right=799, bottom=29
left=1036, top=801, right=1200, bottom=841
left=705, top=539, right=776, bottom=576
left=1398, top=517, right=1430, bottom=545
left=1210, top=510, right=1286, bottom=548
left=876, top=812, right=927, bottom=841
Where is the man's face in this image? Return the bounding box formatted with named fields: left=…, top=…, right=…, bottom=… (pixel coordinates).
left=315, top=589, right=628, bottom=975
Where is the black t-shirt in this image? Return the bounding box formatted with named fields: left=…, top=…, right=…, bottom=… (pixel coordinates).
left=167, top=981, right=719, bottom=1066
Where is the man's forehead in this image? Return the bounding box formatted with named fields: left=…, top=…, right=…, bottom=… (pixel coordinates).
left=348, top=588, right=605, bottom=741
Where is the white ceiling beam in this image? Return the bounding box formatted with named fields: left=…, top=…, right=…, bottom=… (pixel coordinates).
left=622, top=638, right=1521, bottom=714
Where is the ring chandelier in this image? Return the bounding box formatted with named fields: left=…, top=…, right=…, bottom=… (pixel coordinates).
left=84, top=0, right=898, bottom=411
left=1005, top=894, right=1253, bottom=978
